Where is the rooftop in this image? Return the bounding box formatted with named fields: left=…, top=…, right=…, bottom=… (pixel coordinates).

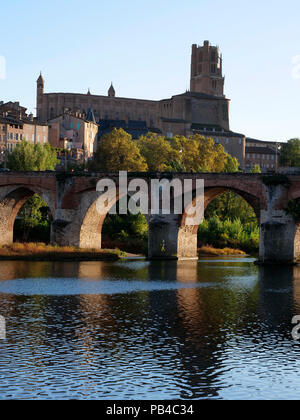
left=246, top=146, right=277, bottom=155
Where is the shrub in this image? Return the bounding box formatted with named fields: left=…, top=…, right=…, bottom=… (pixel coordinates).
left=198, top=216, right=259, bottom=253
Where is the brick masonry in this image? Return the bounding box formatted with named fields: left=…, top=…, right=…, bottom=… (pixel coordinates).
left=0, top=172, right=299, bottom=262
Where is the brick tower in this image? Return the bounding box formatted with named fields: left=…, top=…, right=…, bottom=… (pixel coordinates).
left=190, top=41, right=225, bottom=97
left=36, top=72, right=44, bottom=121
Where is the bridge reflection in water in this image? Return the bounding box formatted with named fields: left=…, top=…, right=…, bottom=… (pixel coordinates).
left=0, top=259, right=300, bottom=399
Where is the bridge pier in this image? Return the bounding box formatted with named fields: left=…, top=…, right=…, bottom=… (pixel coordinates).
left=148, top=215, right=198, bottom=260
left=0, top=202, right=14, bottom=246
left=51, top=210, right=102, bottom=249
left=259, top=184, right=300, bottom=264
left=259, top=211, right=300, bottom=264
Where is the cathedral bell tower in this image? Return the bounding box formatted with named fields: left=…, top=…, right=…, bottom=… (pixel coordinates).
left=36, top=72, right=44, bottom=121
left=190, top=41, right=225, bottom=97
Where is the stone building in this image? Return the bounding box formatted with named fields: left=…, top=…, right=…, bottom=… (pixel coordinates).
left=0, top=101, right=48, bottom=161
left=245, top=138, right=282, bottom=172
left=36, top=42, right=231, bottom=139
left=48, top=110, right=99, bottom=159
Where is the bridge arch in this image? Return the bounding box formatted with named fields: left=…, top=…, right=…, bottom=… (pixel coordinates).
left=0, top=186, right=55, bottom=245
left=181, top=185, right=261, bottom=231
left=152, top=184, right=263, bottom=260
left=55, top=186, right=150, bottom=250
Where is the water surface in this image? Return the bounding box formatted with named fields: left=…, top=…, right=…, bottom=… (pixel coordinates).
left=0, top=257, right=299, bottom=400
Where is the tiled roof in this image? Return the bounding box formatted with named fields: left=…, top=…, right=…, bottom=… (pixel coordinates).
left=161, top=118, right=187, bottom=124
left=86, top=108, right=97, bottom=124
left=0, top=115, right=48, bottom=126
left=246, top=137, right=281, bottom=146
left=191, top=124, right=245, bottom=138
left=173, top=91, right=227, bottom=101
left=246, top=147, right=277, bottom=155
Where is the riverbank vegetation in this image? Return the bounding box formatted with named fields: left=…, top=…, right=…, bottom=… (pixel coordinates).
left=200, top=191, right=260, bottom=253
left=198, top=246, right=246, bottom=256
left=0, top=243, right=124, bottom=261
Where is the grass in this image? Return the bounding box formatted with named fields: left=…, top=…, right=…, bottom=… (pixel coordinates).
left=0, top=243, right=125, bottom=261
left=198, top=245, right=246, bottom=257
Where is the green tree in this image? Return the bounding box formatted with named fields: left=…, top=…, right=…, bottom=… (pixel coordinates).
left=7, top=140, right=58, bottom=171
left=194, top=135, right=226, bottom=172
left=224, top=155, right=240, bottom=173
left=205, top=192, right=257, bottom=225
left=14, top=194, right=52, bottom=242
left=250, top=164, right=262, bottom=174
left=90, top=128, right=148, bottom=172
left=170, top=134, right=233, bottom=173
left=137, top=133, right=179, bottom=171
left=34, top=142, right=58, bottom=171
left=170, top=135, right=203, bottom=172
left=280, top=139, right=300, bottom=167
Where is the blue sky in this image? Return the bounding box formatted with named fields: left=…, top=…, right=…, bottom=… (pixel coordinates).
left=0, top=0, right=300, bottom=142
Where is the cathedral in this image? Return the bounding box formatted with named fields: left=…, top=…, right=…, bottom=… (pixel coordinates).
left=36, top=41, right=232, bottom=140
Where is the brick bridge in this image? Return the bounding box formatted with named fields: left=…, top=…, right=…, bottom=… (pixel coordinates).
left=1, top=172, right=300, bottom=263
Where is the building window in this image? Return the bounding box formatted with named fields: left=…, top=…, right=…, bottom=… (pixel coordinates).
left=211, top=64, right=216, bottom=73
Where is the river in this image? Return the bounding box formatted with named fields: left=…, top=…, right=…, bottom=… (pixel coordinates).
left=0, top=257, right=299, bottom=400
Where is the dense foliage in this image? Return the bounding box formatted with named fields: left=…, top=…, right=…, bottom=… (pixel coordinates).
left=198, top=216, right=259, bottom=253
left=91, top=129, right=241, bottom=173
left=102, top=213, right=148, bottom=254
left=280, top=138, right=300, bottom=167
left=89, top=128, right=148, bottom=172
left=7, top=140, right=58, bottom=171
left=14, top=195, right=52, bottom=243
